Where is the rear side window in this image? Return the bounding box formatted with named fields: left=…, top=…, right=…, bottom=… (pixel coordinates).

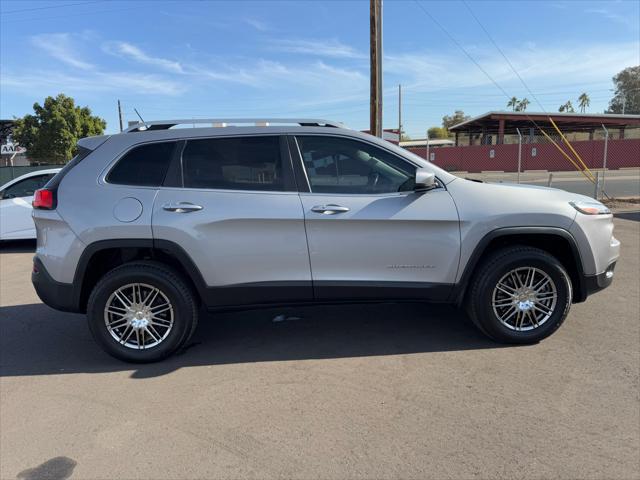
left=181, top=136, right=284, bottom=191
left=107, top=142, right=177, bottom=186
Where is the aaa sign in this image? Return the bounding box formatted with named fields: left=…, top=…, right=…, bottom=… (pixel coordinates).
left=1, top=143, right=27, bottom=155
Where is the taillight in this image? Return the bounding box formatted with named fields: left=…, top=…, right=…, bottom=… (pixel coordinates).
left=33, top=189, right=55, bottom=209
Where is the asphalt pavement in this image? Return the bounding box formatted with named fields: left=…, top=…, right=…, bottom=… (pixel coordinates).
left=1, top=212, right=639, bottom=479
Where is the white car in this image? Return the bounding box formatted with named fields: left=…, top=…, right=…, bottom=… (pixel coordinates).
left=0, top=168, right=61, bottom=240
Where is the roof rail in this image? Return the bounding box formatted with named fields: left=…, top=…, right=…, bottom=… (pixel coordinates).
left=123, top=118, right=346, bottom=133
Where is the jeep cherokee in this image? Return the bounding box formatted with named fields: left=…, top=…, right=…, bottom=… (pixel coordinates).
left=31, top=119, right=620, bottom=362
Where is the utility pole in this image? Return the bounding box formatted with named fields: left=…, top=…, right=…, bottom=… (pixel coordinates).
left=117, top=99, right=124, bottom=132
left=398, top=84, right=402, bottom=142
left=516, top=128, right=522, bottom=184
left=601, top=123, right=609, bottom=199
left=425, top=129, right=430, bottom=162
left=370, top=0, right=383, bottom=138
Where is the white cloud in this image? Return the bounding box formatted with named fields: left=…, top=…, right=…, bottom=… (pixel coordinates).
left=585, top=8, right=639, bottom=28
left=31, top=33, right=94, bottom=70
left=1, top=70, right=184, bottom=96
left=103, top=41, right=184, bottom=73
left=244, top=18, right=269, bottom=31
left=270, top=39, right=365, bottom=59
left=191, top=58, right=367, bottom=94
left=385, top=41, right=640, bottom=96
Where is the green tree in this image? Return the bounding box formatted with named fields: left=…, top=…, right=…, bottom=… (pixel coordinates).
left=558, top=101, right=575, bottom=113
left=515, top=98, right=530, bottom=111
left=578, top=92, right=590, bottom=113
left=442, top=110, right=470, bottom=130
left=12, top=94, right=106, bottom=164
left=607, top=65, right=639, bottom=114
left=507, top=96, right=519, bottom=111
left=427, top=127, right=449, bottom=139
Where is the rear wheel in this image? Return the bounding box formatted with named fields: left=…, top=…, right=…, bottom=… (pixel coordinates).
left=466, top=246, right=572, bottom=344
left=87, top=262, right=198, bottom=362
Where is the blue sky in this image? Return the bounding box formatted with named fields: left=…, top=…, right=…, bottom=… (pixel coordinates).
left=1, top=0, right=639, bottom=137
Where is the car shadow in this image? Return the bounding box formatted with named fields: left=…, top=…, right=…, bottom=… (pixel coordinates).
left=0, top=239, right=36, bottom=253
left=614, top=210, right=640, bottom=222
left=0, top=302, right=509, bottom=379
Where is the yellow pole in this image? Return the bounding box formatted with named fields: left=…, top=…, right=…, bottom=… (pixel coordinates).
left=538, top=128, right=596, bottom=184
left=548, top=117, right=596, bottom=181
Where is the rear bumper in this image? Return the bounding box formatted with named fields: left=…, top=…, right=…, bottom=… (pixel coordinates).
left=32, top=257, right=81, bottom=313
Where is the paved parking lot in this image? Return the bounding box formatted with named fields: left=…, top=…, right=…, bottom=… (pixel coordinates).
left=1, top=213, right=639, bottom=480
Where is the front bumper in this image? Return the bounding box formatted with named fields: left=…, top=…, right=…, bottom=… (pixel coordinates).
left=577, top=261, right=616, bottom=302
left=32, top=257, right=81, bottom=313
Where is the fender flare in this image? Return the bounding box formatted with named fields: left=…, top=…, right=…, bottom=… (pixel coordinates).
left=73, top=238, right=208, bottom=310
left=451, top=226, right=586, bottom=304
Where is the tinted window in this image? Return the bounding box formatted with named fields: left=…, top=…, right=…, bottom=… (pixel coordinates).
left=2, top=174, right=55, bottom=199
left=296, top=136, right=415, bottom=194
left=107, top=142, right=177, bottom=186
left=182, top=136, right=283, bottom=191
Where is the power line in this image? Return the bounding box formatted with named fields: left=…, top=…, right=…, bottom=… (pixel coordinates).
left=461, top=0, right=546, bottom=112
left=410, top=0, right=609, bottom=191
left=1, top=0, right=103, bottom=14
left=1, top=4, right=140, bottom=23
left=412, top=0, right=513, bottom=101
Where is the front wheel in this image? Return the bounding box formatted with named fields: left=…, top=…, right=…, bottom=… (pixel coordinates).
left=87, top=262, right=199, bottom=362
left=466, top=246, right=572, bottom=344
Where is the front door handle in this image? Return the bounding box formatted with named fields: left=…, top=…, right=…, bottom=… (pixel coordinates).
left=311, top=204, right=350, bottom=215
left=162, top=202, right=203, bottom=213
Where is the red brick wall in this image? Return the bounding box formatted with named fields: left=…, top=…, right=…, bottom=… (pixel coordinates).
left=406, top=139, right=640, bottom=172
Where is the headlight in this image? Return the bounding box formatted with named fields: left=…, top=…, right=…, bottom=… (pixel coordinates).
left=570, top=200, right=611, bottom=215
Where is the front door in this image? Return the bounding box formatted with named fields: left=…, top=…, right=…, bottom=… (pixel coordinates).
left=292, top=135, right=460, bottom=301
left=152, top=134, right=312, bottom=307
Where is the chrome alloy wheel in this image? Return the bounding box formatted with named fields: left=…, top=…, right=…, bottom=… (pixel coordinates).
left=491, top=267, right=558, bottom=331
left=104, top=283, right=174, bottom=349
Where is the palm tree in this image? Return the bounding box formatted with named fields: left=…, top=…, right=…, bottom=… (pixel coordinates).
left=578, top=93, right=590, bottom=113
left=507, top=96, right=519, bottom=111
left=515, top=98, right=530, bottom=112
left=559, top=101, right=575, bottom=113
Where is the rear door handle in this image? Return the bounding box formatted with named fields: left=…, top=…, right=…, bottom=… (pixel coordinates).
left=311, top=204, right=350, bottom=215
left=162, top=202, right=203, bottom=213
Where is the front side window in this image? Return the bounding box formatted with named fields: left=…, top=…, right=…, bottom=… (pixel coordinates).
left=296, top=136, right=415, bottom=194
left=181, top=136, right=284, bottom=191
left=107, top=141, right=177, bottom=187
left=2, top=174, right=55, bottom=199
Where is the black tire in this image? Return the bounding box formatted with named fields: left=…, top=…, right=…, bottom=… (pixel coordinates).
left=87, top=261, right=199, bottom=363
left=466, top=246, right=572, bottom=344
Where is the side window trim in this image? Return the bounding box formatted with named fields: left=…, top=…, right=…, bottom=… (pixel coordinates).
left=161, top=140, right=186, bottom=188
left=287, top=135, right=311, bottom=193
left=293, top=134, right=419, bottom=196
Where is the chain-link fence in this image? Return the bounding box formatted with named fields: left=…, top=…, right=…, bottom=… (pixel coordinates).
left=407, top=126, right=639, bottom=171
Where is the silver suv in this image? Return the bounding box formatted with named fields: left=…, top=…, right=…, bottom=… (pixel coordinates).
left=31, top=119, right=620, bottom=362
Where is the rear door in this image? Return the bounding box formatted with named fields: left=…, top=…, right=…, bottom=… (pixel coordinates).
left=152, top=135, right=312, bottom=307
left=291, top=134, right=460, bottom=301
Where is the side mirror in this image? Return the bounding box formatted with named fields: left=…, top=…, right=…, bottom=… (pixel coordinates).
left=414, top=168, right=436, bottom=191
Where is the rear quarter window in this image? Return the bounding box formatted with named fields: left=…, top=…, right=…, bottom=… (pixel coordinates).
left=107, top=141, right=177, bottom=187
